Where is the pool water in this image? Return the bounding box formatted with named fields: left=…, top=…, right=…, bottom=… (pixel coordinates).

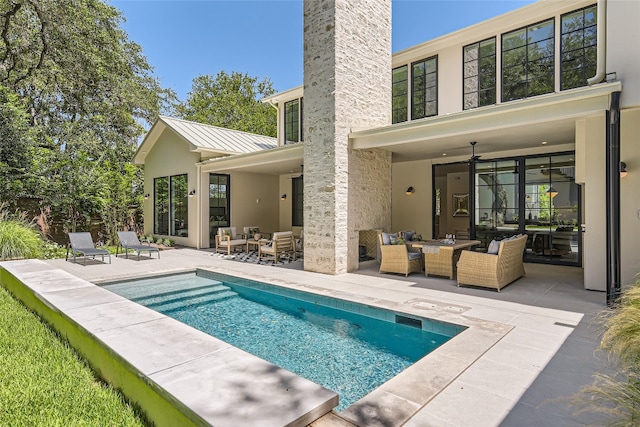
left=102, top=271, right=463, bottom=411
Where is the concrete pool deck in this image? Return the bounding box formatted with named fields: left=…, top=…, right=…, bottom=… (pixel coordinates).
left=1, top=248, right=608, bottom=426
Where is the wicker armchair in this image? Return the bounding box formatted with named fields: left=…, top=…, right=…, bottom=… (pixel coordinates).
left=378, top=233, right=424, bottom=277
left=423, top=245, right=457, bottom=279
left=456, top=235, right=527, bottom=292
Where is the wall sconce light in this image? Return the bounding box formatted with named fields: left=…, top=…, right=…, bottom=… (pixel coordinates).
left=188, top=190, right=196, bottom=197
left=620, top=162, right=628, bottom=178
left=256, top=198, right=261, bottom=204
left=280, top=194, right=287, bottom=201
left=143, top=193, right=150, bottom=200
left=405, top=186, right=414, bottom=196
left=545, top=186, right=558, bottom=198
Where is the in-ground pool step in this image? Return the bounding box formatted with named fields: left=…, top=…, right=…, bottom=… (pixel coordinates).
left=146, top=287, right=239, bottom=313
left=131, top=283, right=229, bottom=306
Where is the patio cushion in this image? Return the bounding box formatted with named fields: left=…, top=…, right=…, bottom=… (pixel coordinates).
left=487, top=239, right=500, bottom=254
left=407, top=252, right=422, bottom=261
left=402, top=231, right=416, bottom=242
left=381, top=232, right=397, bottom=245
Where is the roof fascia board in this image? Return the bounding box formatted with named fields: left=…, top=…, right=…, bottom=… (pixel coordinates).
left=198, top=143, right=303, bottom=172
left=351, top=82, right=621, bottom=149
left=392, top=0, right=594, bottom=67
left=262, top=86, right=304, bottom=104
left=133, top=120, right=167, bottom=165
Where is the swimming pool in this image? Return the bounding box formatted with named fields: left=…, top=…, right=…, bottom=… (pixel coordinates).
left=102, top=270, right=465, bottom=411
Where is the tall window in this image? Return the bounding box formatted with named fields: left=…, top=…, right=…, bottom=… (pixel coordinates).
left=154, top=174, right=188, bottom=237
left=392, top=65, right=408, bottom=123
left=284, top=98, right=303, bottom=144
left=209, top=174, right=230, bottom=240
left=411, top=56, right=437, bottom=120
left=463, top=38, right=496, bottom=110
left=292, top=176, right=303, bottom=227
left=502, top=19, right=555, bottom=102
left=170, top=174, right=188, bottom=237
left=154, top=177, right=168, bottom=235
left=561, top=5, right=597, bottom=90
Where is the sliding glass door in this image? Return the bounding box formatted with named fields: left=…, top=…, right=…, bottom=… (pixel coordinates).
left=468, top=152, right=580, bottom=266
left=209, top=174, right=230, bottom=245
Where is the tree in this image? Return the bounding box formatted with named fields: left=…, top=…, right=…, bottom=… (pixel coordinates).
left=177, top=71, right=277, bottom=137
left=0, top=0, right=177, bottom=237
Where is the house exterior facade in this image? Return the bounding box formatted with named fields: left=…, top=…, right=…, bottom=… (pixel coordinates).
left=136, top=0, right=639, bottom=297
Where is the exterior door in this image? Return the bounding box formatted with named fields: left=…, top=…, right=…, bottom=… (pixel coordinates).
left=209, top=174, right=230, bottom=246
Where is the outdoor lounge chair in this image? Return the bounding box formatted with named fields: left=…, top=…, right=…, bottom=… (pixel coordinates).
left=66, top=232, right=111, bottom=265
left=258, top=231, right=296, bottom=263
left=116, top=231, right=160, bottom=260
left=215, top=227, right=247, bottom=255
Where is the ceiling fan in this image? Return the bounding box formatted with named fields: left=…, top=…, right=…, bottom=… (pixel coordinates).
left=468, top=141, right=481, bottom=163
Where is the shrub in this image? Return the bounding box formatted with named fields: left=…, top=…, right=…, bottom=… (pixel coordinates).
left=40, top=240, right=67, bottom=260
left=578, top=280, right=640, bottom=425
left=163, top=239, right=174, bottom=247
left=0, top=207, right=43, bottom=260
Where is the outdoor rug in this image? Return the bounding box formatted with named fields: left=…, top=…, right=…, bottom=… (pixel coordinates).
left=210, top=250, right=303, bottom=267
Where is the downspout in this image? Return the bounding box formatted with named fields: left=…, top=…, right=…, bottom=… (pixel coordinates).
left=606, top=91, right=621, bottom=306
left=587, top=0, right=607, bottom=86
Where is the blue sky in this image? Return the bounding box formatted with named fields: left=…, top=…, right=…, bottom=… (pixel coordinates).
left=110, top=0, right=536, bottom=101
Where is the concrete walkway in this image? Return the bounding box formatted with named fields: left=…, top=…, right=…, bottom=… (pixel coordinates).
left=4, top=248, right=610, bottom=426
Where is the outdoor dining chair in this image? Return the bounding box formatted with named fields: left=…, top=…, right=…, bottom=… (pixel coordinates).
left=66, top=232, right=111, bottom=265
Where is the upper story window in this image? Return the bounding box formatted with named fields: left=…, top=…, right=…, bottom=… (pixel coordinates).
left=463, top=37, right=496, bottom=110
left=411, top=56, right=438, bottom=120
left=502, top=19, right=555, bottom=102
left=284, top=98, right=303, bottom=144
left=392, top=65, right=408, bottom=124
left=561, top=5, right=597, bottom=90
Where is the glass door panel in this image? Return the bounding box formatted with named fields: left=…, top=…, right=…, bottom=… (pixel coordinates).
left=209, top=174, right=230, bottom=245
left=524, top=154, right=580, bottom=265
left=474, top=159, right=519, bottom=250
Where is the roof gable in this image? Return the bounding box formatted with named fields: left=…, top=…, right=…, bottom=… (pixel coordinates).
left=134, top=116, right=277, bottom=164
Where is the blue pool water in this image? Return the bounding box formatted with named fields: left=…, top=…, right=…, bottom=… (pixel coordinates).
left=102, top=271, right=464, bottom=411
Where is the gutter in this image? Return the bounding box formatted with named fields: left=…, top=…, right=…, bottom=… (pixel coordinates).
left=587, top=0, right=607, bottom=86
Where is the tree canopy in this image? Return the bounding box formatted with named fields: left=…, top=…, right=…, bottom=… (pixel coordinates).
left=177, top=71, right=277, bottom=137
left=0, top=0, right=175, bottom=241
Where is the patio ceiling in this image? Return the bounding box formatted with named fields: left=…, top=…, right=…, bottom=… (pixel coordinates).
left=350, top=81, right=622, bottom=162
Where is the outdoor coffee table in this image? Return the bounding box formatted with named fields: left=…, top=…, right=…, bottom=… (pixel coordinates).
left=246, top=238, right=270, bottom=253
left=409, top=239, right=481, bottom=279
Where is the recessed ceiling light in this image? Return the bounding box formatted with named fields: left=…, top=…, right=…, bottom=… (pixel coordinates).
left=541, top=141, right=548, bottom=145
left=442, top=153, right=447, bottom=156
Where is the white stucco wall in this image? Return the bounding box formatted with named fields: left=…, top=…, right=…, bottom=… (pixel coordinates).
left=608, top=0, right=640, bottom=109
left=620, top=108, right=640, bottom=287
left=143, top=131, right=200, bottom=247
left=391, top=160, right=433, bottom=239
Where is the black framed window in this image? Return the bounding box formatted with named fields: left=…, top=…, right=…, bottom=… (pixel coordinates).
left=392, top=65, right=408, bottom=123
left=154, top=177, right=168, bottom=235
left=292, top=176, right=303, bottom=227
left=502, top=19, right=555, bottom=102
left=463, top=37, right=496, bottom=110
left=284, top=98, right=303, bottom=144
left=561, top=5, right=597, bottom=90
left=154, top=174, right=188, bottom=237
left=209, top=173, right=230, bottom=241
left=411, top=56, right=437, bottom=120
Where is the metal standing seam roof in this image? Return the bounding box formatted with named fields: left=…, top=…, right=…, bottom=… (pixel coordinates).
left=159, top=115, right=277, bottom=154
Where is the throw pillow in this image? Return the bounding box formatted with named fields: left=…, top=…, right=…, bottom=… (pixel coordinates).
left=248, top=227, right=260, bottom=238
left=487, top=239, right=500, bottom=254
left=402, top=231, right=416, bottom=242
left=220, top=228, right=232, bottom=238
left=390, top=234, right=399, bottom=245
left=381, top=232, right=397, bottom=245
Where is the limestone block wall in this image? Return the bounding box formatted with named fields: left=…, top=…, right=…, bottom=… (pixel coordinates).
left=303, top=0, right=392, bottom=274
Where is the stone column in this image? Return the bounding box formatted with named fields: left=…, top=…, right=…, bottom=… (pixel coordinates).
left=303, top=0, right=392, bottom=274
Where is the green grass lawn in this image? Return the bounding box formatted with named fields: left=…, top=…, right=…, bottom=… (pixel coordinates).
left=0, top=286, right=148, bottom=427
